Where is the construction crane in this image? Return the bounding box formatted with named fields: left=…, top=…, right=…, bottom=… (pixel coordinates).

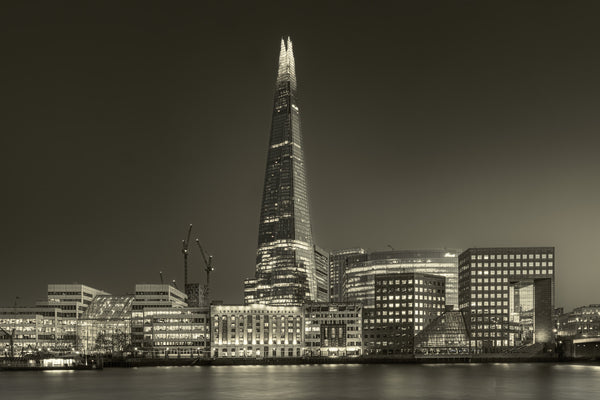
left=195, top=238, right=214, bottom=303
left=182, top=224, right=193, bottom=287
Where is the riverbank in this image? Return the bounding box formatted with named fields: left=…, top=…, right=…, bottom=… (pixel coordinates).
left=97, top=353, right=598, bottom=368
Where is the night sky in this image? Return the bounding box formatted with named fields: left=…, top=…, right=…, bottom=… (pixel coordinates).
left=2, top=1, right=599, bottom=311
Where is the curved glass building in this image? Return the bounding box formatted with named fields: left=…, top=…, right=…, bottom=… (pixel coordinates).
left=344, top=249, right=460, bottom=308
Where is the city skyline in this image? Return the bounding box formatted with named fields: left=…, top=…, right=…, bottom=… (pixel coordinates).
left=2, top=2, right=600, bottom=311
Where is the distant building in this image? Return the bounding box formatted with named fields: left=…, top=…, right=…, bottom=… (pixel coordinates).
left=303, top=302, right=363, bottom=357
left=211, top=304, right=303, bottom=358
left=329, top=248, right=367, bottom=303
left=369, top=273, right=445, bottom=355
left=345, top=249, right=459, bottom=308
left=557, top=304, right=600, bottom=338
left=458, top=247, right=555, bottom=353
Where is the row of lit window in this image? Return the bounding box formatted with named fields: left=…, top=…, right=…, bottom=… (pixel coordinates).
left=378, top=303, right=444, bottom=311
left=469, top=253, right=553, bottom=260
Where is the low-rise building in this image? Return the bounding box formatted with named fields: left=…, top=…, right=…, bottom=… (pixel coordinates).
left=303, top=302, right=362, bottom=357
left=211, top=304, right=303, bottom=358
left=142, top=307, right=210, bottom=358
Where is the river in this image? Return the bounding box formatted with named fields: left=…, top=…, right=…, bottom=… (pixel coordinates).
left=1, top=363, right=599, bottom=399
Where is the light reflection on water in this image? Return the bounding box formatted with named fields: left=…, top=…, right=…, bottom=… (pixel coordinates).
left=1, top=363, right=600, bottom=400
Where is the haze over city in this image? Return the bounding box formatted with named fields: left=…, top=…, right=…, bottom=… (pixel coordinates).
left=2, top=1, right=599, bottom=312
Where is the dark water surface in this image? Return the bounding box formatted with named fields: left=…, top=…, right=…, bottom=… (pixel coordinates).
left=1, top=363, right=600, bottom=399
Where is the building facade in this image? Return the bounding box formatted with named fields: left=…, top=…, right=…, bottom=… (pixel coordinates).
left=245, top=37, right=318, bottom=306
left=211, top=304, right=303, bottom=358
left=329, top=248, right=367, bottom=303
left=131, top=284, right=188, bottom=350
left=141, top=307, right=210, bottom=358
left=303, top=302, right=363, bottom=357
left=369, top=273, right=445, bottom=355
left=344, top=249, right=459, bottom=308
left=458, top=247, right=555, bottom=353
left=557, top=304, right=600, bottom=338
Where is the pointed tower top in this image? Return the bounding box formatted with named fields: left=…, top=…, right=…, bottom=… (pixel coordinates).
left=277, top=36, right=296, bottom=85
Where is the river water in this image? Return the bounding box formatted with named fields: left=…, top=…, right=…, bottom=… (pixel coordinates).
left=1, top=363, right=599, bottom=400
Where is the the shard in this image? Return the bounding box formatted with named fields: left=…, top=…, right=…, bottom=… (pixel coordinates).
left=244, top=37, right=319, bottom=306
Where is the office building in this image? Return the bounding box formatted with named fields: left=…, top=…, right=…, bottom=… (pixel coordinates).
left=303, top=302, right=363, bottom=357
left=458, top=247, right=555, bottom=353
left=211, top=304, right=303, bottom=358
left=245, top=37, right=319, bottom=306
left=369, top=273, right=445, bottom=355
left=344, top=249, right=459, bottom=308
left=329, top=248, right=367, bottom=303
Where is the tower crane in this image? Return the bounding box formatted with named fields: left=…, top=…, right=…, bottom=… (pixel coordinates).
left=195, top=238, right=214, bottom=304
left=182, top=224, right=193, bottom=287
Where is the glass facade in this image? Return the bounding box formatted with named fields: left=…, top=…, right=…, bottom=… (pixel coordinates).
left=329, top=249, right=367, bottom=303
left=249, top=37, right=317, bottom=306
left=414, top=311, right=470, bottom=355
left=344, top=249, right=459, bottom=308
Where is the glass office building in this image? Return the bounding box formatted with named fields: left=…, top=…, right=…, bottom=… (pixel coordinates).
left=245, top=37, right=319, bottom=306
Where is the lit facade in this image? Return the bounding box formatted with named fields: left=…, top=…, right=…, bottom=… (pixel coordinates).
left=211, top=304, right=303, bottom=358
left=329, top=248, right=367, bottom=303
left=0, top=306, right=71, bottom=356
left=314, top=246, right=330, bottom=302
left=142, top=307, right=210, bottom=358
left=246, top=37, right=318, bottom=306
left=370, top=273, right=445, bottom=355
left=303, top=302, right=363, bottom=357
left=131, top=284, right=188, bottom=350
left=77, top=295, right=133, bottom=355
left=557, top=304, right=600, bottom=338
left=458, top=247, right=555, bottom=353
left=345, top=249, right=459, bottom=308
left=37, top=284, right=110, bottom=319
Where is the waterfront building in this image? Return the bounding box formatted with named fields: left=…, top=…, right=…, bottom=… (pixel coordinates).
left=414, top=311, right=470, bottom=355
left=211, top=304, right=303, bottom=358
left=303, top=302, right=363, bottom=357
left=0, top=306, right=68, bottom=356
left=77, top=295, right=134, bottom=355
left=344, top=249, right=459, bottom=308
left=458, top=247, right=555, bottom=353
left=245, top=37, right=319, bottom=306
left=369, top=273, right=445, bottom=355
left=142, top=307, right=210, bottom=358
left=329, top=248, right=367, bottom=303
left=131, top=284, right=188, bottom=350
left=557, top=304, right=600, bottom=338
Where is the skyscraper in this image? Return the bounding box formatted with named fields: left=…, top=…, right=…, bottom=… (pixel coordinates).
left=244, top=37, right=319, bottom=306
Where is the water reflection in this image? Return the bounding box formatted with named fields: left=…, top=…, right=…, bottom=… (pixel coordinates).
left=1, top=364, right=599, bottom=400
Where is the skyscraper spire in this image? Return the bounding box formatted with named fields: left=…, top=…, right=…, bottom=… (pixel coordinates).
left=244, top=37, right=320, bottom=306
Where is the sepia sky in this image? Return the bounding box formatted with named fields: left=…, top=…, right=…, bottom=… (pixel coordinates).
left=1, top=1, right=599, bottom=311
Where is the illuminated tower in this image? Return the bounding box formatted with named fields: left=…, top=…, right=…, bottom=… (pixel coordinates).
left=245, top=37, right=319, bottom=306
